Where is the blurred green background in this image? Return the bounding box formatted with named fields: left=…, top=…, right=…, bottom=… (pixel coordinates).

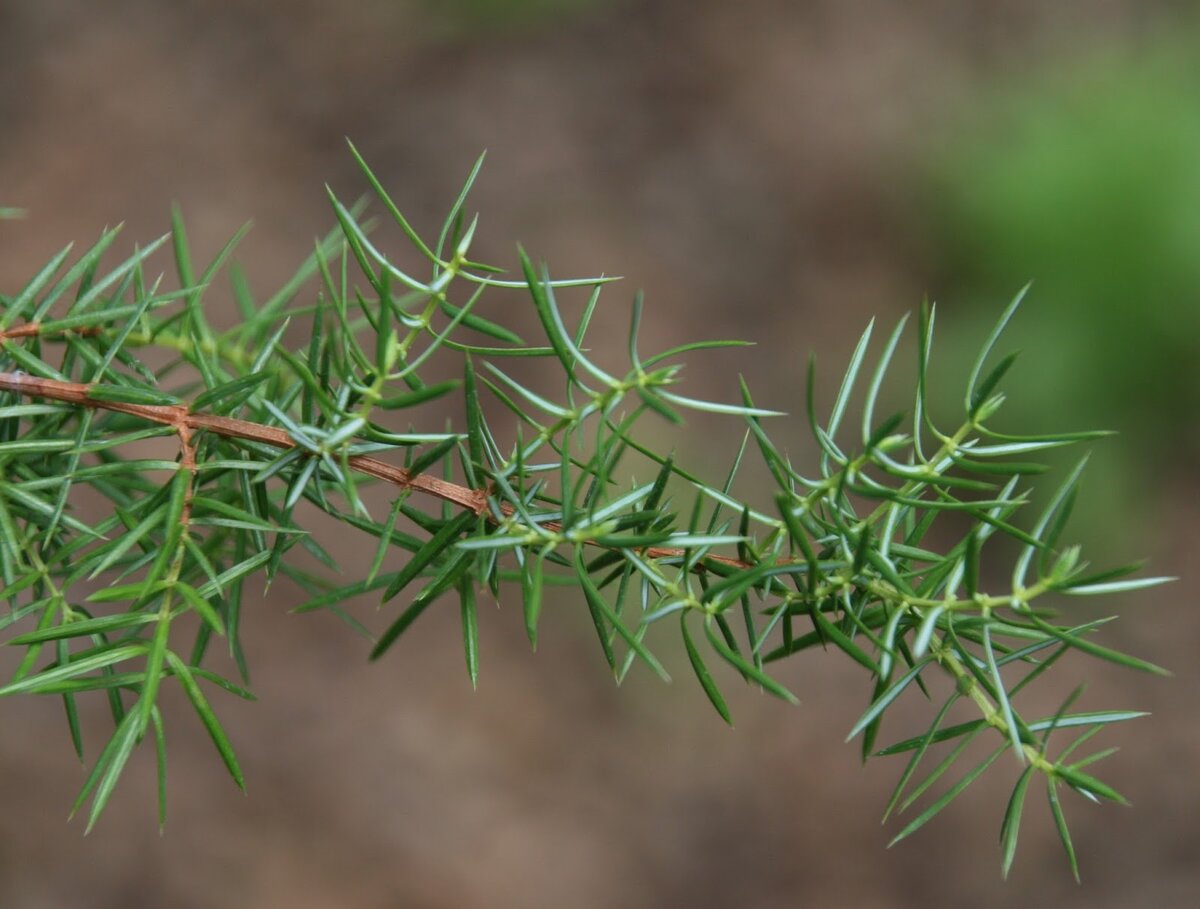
left=1, top=2, right=1195, bottom=907
left=915, top=26, right=1200, bottom=558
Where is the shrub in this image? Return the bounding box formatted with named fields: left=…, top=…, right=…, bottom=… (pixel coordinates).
left=0, top=145, right=1169, bottom=878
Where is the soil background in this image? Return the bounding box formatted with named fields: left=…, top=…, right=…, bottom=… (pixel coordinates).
left=1, top=3, right=1196, bottom=907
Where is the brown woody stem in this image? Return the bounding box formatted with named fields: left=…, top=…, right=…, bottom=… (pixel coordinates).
left=0, top=370, right=746, bottom=569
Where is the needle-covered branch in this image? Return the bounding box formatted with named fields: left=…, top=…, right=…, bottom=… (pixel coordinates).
left=0, top=147, right=1169, bottom=877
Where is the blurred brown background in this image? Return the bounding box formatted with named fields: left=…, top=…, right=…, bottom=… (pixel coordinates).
left=1, top=1, right=1197, bottom=906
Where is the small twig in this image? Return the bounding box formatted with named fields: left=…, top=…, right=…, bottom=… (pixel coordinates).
left=0, top=323, right=103, bottom=341
left=0, top=370, right=743, bottom=568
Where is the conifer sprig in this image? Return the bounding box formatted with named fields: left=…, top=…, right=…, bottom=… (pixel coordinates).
left=0, top=148, right=1169, bottom=875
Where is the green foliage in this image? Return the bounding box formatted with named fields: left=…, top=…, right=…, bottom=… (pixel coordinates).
left=921, top=31, right=1200, bottom=468
left=0, top=146, right=1169, bottom=877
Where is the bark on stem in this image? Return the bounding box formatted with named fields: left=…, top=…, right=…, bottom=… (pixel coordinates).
left=0, top=371, right=746, bottom=568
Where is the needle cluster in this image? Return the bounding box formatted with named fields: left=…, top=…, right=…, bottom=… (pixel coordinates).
left=0, top=147, right=1169, bottom=877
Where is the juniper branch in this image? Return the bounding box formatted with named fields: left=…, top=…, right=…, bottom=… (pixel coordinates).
left=0, top=147, right=1171, bottom=879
